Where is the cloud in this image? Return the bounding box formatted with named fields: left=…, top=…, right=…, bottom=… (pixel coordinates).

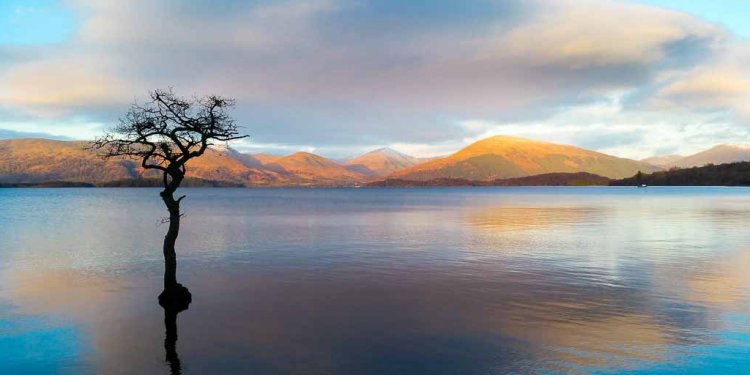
left=653, top=63, right=750, bottom=116
left=496, top=0, right=722, bottom=68
left=0, top=0, right=747, bottom=158
left=2, top=55, right=134, bottom=110
left=0, top=106, right=104, bottom=139
left=444, top=95, right=748, bottom=160
left=660, top=69, right=750, bottom=102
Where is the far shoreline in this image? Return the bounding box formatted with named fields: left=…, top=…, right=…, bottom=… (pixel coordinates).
left=5, top=161, right=750, bottom=188
left=4, top=184, right=750, bottom=189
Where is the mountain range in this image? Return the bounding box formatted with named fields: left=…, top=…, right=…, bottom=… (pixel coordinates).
left=0, top=139, right=403, bottom=186
left=1, top=136, right=749, bottom=187
left=641, top=144, right=750, bottom=169
left=392, top=136, right=658, bottom=180
left=345, top=148, right=427, bottom=177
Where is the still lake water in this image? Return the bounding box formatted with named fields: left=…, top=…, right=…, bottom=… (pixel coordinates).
left=1, top=187, right=749, bottom=374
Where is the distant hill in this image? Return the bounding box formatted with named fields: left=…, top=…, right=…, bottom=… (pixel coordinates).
left=0, top=178, right=244, bottom=188
left=266, top=152, right=367, bottom=184
left=253, top=153, right=283, bottom=165
left=345, top=148, right=425, bottom=177
left=392, top=136, right=659, bottom=181
left=642, top=144, right=750, bottom=169
left=0, top=139, right=358, bottom=186
left=669, top=145, right=750, bottom=168
left=611, top=162, right=750, bottom=186
left=0, top=137, right=686, bottom=187
left=0, top=139, right=138, bottom=184
left=173, top=147, right=295, bottom=186
left=368, top=172, right=610, bottom=187
left=641, top=155, right=684, bottom=167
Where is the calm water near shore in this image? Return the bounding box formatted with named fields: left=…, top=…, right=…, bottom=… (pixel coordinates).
left=1, top=187, right=749, bottom=374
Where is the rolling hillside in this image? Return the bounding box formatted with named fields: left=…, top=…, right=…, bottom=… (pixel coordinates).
left=253, top=153, right=283, bottom=165
left=265, top=152, right=367, bottom=184
left=0, top=139, right=137, bottom=183
left=0, top=136, right=675, bottom=186
left=345, top=148, right=425, bottom=177
left=641, top=155, right=684, bottom=167
left=0, top=139, right=355, bottom=186
left=392, top=136, right=659, bottom=181
left=643, top=144, right=750, bottom=169
left=670, top=145, right=750, bottom=168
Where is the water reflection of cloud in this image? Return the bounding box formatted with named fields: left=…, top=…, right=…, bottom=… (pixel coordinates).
left=4, top=269, right=121, bottom=315
left=3, top=189, right=750, bottom=373
left=662, top=247, right=750, bottom=310
left=1, top=258, right=725, bottom=374
left=189, top=263, right=726, bottom=374
left=1, top=267, right=168, bottom=373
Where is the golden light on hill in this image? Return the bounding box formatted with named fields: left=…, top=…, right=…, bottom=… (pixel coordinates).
left=394, top=136, right=659, bottom=181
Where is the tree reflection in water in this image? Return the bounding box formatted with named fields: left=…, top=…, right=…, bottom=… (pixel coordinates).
left=162, top=299, right=190, bottom=374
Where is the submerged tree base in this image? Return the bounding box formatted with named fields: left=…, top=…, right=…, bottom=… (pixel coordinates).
left=158, top=284, right=192, bottom=311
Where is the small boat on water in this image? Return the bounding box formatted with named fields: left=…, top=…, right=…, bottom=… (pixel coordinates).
left=634, top=171, right=647, bottom=188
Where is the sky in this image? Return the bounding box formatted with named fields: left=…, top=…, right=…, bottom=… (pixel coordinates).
left=1, top=0, right=749, bottom=159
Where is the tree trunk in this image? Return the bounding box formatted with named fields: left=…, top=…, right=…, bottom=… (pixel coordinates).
left=157, top=172, right=191, bottom=309
left=161, top=188, right=181, bottom=290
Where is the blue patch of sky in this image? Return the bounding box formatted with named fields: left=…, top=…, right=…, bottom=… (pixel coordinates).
left=634, top=0, right=750, bottom=37
left=0, top=128, right=73, bottom=140
left=0, top=313, right=85, bottom=374
left=324, top=0, right=526, bottom=37
left=0, top=0, right=76, bottom=45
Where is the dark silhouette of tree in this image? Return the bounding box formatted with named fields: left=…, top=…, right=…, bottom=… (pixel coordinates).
left=164, top=304, right=188, bottom=374
left=610, top=161, right=750, bottom=186
left=92, top=89, right=246, bottom=307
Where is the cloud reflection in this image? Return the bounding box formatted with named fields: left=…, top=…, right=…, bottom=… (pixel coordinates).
left=1, top=188, right=750, bottom=373
left=0, top=257, right=727, bottom=374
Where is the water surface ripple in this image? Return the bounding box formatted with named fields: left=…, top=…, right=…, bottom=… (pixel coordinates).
left=0, top=187, right=749, bottom=374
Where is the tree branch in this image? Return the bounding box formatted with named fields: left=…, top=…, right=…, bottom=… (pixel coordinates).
left=90, top=89, right=247, bottom=195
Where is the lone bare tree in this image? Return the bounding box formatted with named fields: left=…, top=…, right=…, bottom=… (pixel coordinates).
left=92, top=89, right=246, bottom=307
